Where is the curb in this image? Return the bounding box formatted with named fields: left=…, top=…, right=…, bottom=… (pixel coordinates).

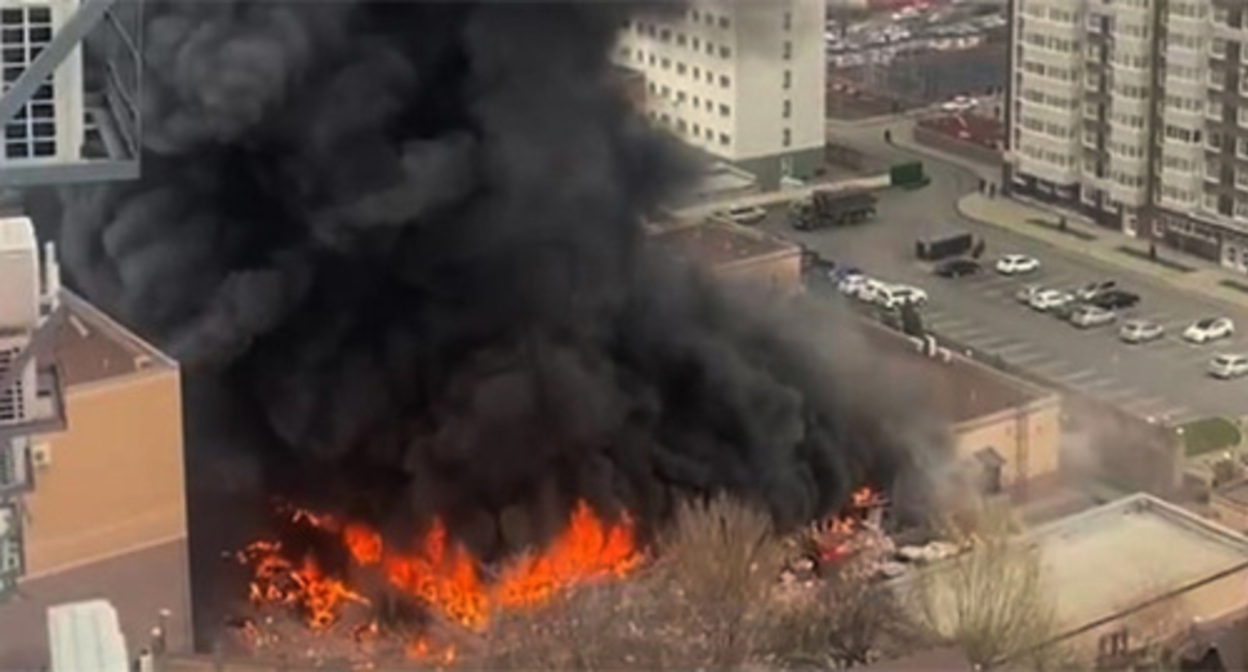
left=954, top=196, right=1248, bottom=315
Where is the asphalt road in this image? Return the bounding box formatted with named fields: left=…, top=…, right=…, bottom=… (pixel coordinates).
left=755, top=121, right=1248, bottom=425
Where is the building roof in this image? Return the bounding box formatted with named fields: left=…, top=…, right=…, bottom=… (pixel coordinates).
left=48, top=291, right=176, bottom=388
left=861, top=646, right=973, bottom=671
left=861, top=324, right=1050, bottom=424
left=897, top=494, right=1248, bottom=643
left=650, top=221, right=797, bottom=268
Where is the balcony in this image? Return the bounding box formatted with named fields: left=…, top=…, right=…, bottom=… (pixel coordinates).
left=0, top=0, right=143, bottom=187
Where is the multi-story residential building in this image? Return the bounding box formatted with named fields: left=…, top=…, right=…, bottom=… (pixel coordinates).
left=0, top=215, right=191, bottom=669
left=1006, top=0, right=1248, bottom=272
left=616, top=0, right=826, bottom=188
left=0, top=0, right=84, bottom=165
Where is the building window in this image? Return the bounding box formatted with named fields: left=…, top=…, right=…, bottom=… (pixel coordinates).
left=782, top=127, right=791, bottom=147
left=705, top=99, right=712, bottom=112
left=661, top=57, right=670, bottom=70
left=660, top=28, right=671, bottom=41
left=676, top=91, right=686, bottom=103
left=719, top=133, right=730, bottom=146
left=704, top=127, right=713, bottom=140
left=692, top=37, right=700, bottom=50
left=706, top=41, right=714, bottom=55
left=1, top=6, right=56, bottom=162
left=720, top=75, right=730, bottom=88
left=677, top=33, right=686, bottom=47
left=782, top=70, right=791, bottom=89
left=719, top=103, right=730, bottom=117
left=677, top=62, right=686, bottom=75
left=783, top=12, right=792, bottom=30
left=782, top=41, right=792, bottom=60
left=677, top=119, right=687, bottom=133
left=718, top=16, right=730, bottom=29
left=1212, top=37, right=1227, bottom=58
left=719, top=45, right=731, bottom=59
left=693, top=123, right=700, bottom=136
left=782, top=99, right=791, bottom=118
left=705, top=12, right=714, bottom=26
left=705, top=70, right=713, bottom=84
left=693, top=95, right=700, bottom=107
left=648, top=53, right=655, bottom=66
left=693, top=66, right=700, bottom=79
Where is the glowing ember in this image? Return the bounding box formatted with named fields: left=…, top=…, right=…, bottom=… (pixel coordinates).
left=237, top=498, right=642, bottom=652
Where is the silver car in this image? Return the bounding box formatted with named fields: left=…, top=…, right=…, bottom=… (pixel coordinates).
left=1119, top=319, right=1164, bottom=344
left=1209, top=354, right=1248, bottom=379
left=1070, top=305, right=1116, bottom=329
left=1015, top=285, right=1043, bottom=304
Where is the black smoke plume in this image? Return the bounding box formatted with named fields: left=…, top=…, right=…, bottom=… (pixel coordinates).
left=56, top=0, right=944, bottom=563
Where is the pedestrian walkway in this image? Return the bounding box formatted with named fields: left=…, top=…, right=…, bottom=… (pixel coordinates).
left=957, top=192, right=1248, bottom=313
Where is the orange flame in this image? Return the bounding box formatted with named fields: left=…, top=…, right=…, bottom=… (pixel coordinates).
left=239, top=499, right=641, bottom=648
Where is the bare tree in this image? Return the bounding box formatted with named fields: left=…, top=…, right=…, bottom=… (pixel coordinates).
left=905, top=502, right=1063, bottom=669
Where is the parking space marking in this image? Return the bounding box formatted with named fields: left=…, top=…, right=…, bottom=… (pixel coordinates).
left=1004, top=350, right=1053, bottom=366
left=994, top=341, right=1036, bottom=356
left=1121, top=396, right=1173, bottom=415
left=975, top=335, right=1021, bottom=350
left=1030, top=360, right=1082, bottom=377
left=1057, top=369, right=1100, bottom=384
left=1075, top=377, right=1121, bottom=393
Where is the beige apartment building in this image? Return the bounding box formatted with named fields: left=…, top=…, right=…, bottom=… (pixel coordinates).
left=0, top=216, right=190, bottom=669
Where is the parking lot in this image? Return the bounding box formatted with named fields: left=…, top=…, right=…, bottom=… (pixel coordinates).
left=758, top=189, right=1248, bottom=426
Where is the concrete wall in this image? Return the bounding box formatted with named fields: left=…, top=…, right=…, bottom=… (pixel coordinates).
left=0, top=367, right=192, bottom=668
left=951, top=397, right=1062, bottom=496
left=912, top=124, right=1004, bottom=168
left=24, top=368, right=187, bottom=574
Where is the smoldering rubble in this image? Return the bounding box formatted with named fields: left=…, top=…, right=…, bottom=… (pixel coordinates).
left=53, top=0, right=947, bottom=559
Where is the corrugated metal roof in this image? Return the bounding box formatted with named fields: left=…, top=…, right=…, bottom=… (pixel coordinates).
left=47, top=600, right=129, bottom=672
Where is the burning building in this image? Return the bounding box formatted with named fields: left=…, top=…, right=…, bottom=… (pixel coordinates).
left=41, top=0, right=949, bottom=660
left=0, top=215, right=189, bottom=670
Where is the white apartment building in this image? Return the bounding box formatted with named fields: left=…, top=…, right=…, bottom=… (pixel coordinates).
left=617, top=0, right=826, bottom=188
left=1007, top=0, right=1248, bottom=271
left=0, top=0, right=84, bottom=165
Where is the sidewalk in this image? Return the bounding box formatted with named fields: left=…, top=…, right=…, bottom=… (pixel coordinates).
left=957, top=192, right=1248, bottom=312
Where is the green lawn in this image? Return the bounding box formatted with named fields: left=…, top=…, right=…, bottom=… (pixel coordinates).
left=1180, top=417, right=1242, bottom=457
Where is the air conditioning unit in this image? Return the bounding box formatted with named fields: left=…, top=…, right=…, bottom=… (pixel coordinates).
left=30, top=443, right=51, bottom=469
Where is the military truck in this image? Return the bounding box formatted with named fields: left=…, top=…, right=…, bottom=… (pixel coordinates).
left=789, top=189, right=878, bottom=231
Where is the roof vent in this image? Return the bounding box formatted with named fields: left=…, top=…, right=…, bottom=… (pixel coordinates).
left=133, top=355, right=152, bottom=370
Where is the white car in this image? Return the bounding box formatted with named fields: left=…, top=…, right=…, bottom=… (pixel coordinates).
left=941, top=95, right=977, bottom=113
left=875, top=284, right=929, bottom=310
left=1029, top=289, right=1074, bottom=312
left=719, top=205, right=767, bottom=226
left=856, top=278, right=892, bottom=303
left=1184, top=317, right=1235, bottom=344
left=1209, top=354, right=1248, bottom=379
left=996, top=254, right=1041, bottom=275
left=1015, top=285, right=1044, bottom=304
left=838, top=274, right=870, bottom=298
left=1069, top=305, right=1116, bottom=329
left=1119, top=319, right=1165, bottom=344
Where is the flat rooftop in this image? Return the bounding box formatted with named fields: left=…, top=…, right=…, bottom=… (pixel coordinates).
left=861, top=324, right=1048, bottom=423
left=899, top=494, right=1248, bottom=637
left=49, top=291, right=176, bottom=388
left=650, top=222, right=796, bottom=267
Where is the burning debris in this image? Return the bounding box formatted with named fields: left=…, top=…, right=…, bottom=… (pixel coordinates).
left=229, top=499, right=642, bottom=660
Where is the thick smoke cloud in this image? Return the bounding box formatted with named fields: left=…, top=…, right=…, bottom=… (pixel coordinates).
left=58, top=0, right=944, bottom=559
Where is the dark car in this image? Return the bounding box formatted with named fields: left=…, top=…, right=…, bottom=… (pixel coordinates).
left=934, top=258, right=983, bottom=278
left=1051, top=300, right=1084, bottom=321
left=1089, top=289, right=1140, bottom=310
